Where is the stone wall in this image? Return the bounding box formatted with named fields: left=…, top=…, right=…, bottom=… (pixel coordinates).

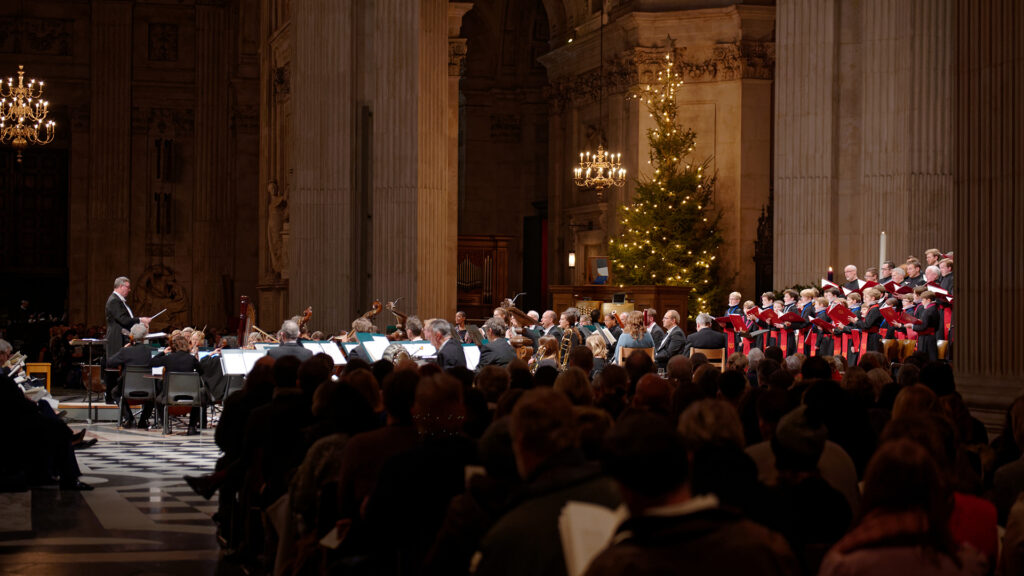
left=0, top=0, right=260, bottom=331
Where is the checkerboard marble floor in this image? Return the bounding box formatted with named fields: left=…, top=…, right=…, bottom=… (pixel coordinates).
left=0, top=423, right=242, bottom=576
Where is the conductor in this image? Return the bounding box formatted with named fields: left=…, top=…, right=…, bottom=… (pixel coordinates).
left=104, top=277, right=151, bottom=402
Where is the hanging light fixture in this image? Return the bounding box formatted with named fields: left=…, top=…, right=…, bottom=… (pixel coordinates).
left=0, top=65, right=56, bottom=163
left=572, top=7, right=625, bottom=195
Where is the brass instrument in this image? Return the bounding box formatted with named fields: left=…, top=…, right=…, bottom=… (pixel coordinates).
left=385, top=298, right=408, bottom=341
left=529, top=345, right=547, bottom=375
left=558, top=327, right=578, bottom=371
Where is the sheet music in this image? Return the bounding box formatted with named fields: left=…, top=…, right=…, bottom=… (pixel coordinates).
left=463, top=344, right=481, bottom=371
left=342, top=343, right=360, bottom=355
left=151, top=367, right=163, bottom=376
left=401, top=342, right=436, bottom=358
left=220, top=350, right=247, bottom=375
left=318, top=341, right=347, bottom=365
left=598, top=326, right=616, bottom=346
left=363, top=340, right=389, bottom=362
left=244, top=350, right=265, bottom=372
left=255, top=343, right=278, bottom=352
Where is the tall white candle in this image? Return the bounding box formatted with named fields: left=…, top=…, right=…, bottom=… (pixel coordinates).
left=880, top=231, right=887, bottom=269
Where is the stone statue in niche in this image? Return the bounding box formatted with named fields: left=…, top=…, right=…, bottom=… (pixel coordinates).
left=135, top=264, right=190, bottom=328
left=267, top=180, right=290, bottom=279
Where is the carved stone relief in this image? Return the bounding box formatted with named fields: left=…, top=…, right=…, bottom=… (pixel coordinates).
left=267, top=180, right=290, bottom=280
left=546, top=42, right=776, bottom=112
left=449, top=38, right=468, bottom=76
left=135, top=264, right=191, bottom=327
left=0, top=17, right=73, bottom=56
left=273, top=64, right=290, bottom=99
left=148, top=23, right=179, bottom=62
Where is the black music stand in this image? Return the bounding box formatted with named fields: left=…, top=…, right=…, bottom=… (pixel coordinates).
left=70, top=338, right=106, bottom=423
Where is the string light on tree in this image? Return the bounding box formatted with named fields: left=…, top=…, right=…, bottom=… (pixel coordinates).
left=607, top=52, right=728, bottom=318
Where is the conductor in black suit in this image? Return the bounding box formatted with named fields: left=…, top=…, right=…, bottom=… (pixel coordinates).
left=104, top=277, right=151, bottom=402
left=478, top=318, right=515, bottom=368
left=266, top=320, right=313, bottom=362
left=682, top=313, right=726, bottom=356
left=431, top=319, right=466, bottom=371
left=654, top=310, right=687, bottom=369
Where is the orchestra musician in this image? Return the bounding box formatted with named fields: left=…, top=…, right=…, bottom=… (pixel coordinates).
left=431, top=319, right=466, bottom=370
left=106, top=323, right=155, bottom=428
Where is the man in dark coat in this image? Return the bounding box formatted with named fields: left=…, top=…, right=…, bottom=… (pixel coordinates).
left=478, top=318, right=516, bottom=368
left=472, top=389, right=621, bottom=576
left=432, top=319, right=467, bottom=370
left=104, top=276, right=151, bottom=402
left=583, top=412, right=797, bottom=576
left=682, top=314, right=727, bottom=356
left=106, top=323, right=156, bottom=427
left=654, top=309, right=687, bottom=370
left=266, top=320, right=313, bottom=362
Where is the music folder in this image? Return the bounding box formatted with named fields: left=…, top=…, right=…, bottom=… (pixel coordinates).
left=755, top=308, right=778, bottom=324
left=882, top=281, right=913, bottom=295
left=827, top=303, right=858, bottom=325
left=880, top=306, right=918, bottom=325
left=714, top=314, right=747, bottom=332
left=809, top=317, right=836, bottom=332
left=776, top=312, right=805, bottom=324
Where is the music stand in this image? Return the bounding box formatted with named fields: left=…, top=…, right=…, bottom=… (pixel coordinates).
left=70, top=338, right=106, bottom=423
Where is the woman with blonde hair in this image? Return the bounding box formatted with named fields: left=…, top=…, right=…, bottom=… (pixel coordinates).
left=615, top=310, right=654, bottom=352
left=586, top=333, right=609, bottom=379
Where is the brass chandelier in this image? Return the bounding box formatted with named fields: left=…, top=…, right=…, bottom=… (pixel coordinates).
left=572, top=7, right=625, bottom=195
left=573, top=145, right=625, bottom=191
left=0, top=65, right=56, bottom=162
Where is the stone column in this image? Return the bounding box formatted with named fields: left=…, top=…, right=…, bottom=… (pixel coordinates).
left=448, top=2, right=471, bottom=309
left=373, top=0, right=453, bottom=322
left=290, top=0, right=355, bottom=330
left=954, top=0, right=1024, bottom=426
left=193, top=1, right=232, bottom=323
left=774, top=0, right=954, bottom=286
left=87, top=0, right=133, bottom=325
left=773, top=0, right=837, bottom=285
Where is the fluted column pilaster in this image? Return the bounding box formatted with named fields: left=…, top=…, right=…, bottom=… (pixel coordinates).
left=774, top=0, right=837, bottom=285
left=87, top=0, right=133, bottom=325
left=954, top=0, right=1024, bottom=425
left=193, top=2, right=232, bottom=323
left=291, top=0, right=354, bottom=330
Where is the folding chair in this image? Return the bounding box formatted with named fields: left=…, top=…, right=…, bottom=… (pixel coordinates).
left=690, top=347, right=726, bottom=371
left=617, top=346, right=655, bottom=366
left=120, top=366, right=156, bottom=428
left=162, top=371, right=203, bottom=435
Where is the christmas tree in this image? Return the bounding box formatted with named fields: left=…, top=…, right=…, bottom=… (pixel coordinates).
left=608, top=53, right=726, bottom=318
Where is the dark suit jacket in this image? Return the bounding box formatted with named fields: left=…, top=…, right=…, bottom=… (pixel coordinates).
left=478, top=338, right=515, bottom=367
left=683, top=328, right=726, bottom=356
left=105, top=293, right=141, bottom=358
left=654, top=326, right=687, bottom=367
left=648, top=324, right=666, bottom=349
left=939, top=274, right=954, bottom=294
left=436, top=339, right=467, bottom=370
left=107, top=342, right=153, bottom=369
left=843, top=279, right=862, bottom=292
left=151, top=350, right=202, bottom=374
left=267, top=341, right=313, bottom=362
